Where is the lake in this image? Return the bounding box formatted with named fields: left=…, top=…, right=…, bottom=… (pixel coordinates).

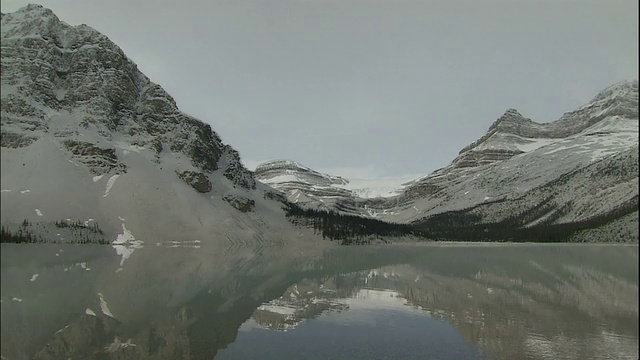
left=1, top=242, right=637, bottom=359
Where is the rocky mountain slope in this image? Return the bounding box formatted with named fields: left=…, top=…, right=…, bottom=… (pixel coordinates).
left=0, top=5, right=313, bottom=249
left=254, top=160, right=410, bottom=205
left=255, top=160, right=352, bottom=201
left=260, top=80, right=639, bottom=241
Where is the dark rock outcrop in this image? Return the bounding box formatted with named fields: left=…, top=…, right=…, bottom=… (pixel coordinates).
left=223, top=192, right=255, bottom=212
left=176, top=170, right=212, bottom=193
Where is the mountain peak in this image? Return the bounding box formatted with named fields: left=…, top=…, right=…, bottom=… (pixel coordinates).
left=591, top=79, right=638, bottom=103
left=21, top=3, right=45, bottom=11
left=503, top=108, right=523, bottom=116
left=1, top=4, right=104, bottom=44
left=3, top=3, right=54, bottom=21
left=1, top=4, right=256, bottom=189
left=488, top=108, right=529, bottom=130
left=557, top=79, right=639, bottom=129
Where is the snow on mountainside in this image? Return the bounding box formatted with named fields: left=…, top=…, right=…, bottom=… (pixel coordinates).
left=394, top=80, right=638, bottom=239
left=258, top=80, right=638, bottom=240
left=337, top=177, right=415, bottom=198
left=0, top=5, right=314, bottom=249
left=400, top=80, right=638, bottom=219
left=254, top=160, right=412, bottom=206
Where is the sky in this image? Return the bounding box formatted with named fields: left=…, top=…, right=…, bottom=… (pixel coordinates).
left=2, top=0, right=638, bottom=179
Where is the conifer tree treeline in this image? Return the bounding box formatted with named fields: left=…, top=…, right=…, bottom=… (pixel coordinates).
left=1, top=224, right=37, bottom=243
left=0, top=219, right=108, bottom=244
left=283, top=202, right=419, bottom=244
left=283, top=194, right=637, bottom=243
left=413, top=194, right=638, bottom=242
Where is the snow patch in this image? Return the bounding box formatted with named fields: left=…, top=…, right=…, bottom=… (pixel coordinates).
left=1, top=189, right=11, bottom=192
left=103, top=174, right=120, bottom=197
left=35, top=209, right=43, bottom=216
left=12, top=297, right=22, bottom=302
left=98, top=293, right=115, bottom=318
left=30, top=274, right=39, bottom=282
left=20, top=189, right=30, bottom=194
left=93, top=175, right=103, bottom=182
left=85, top=308, right=96, bottom=316
left=115, top=141, right=146, bottom=153
left=515, top=138, right=557, bottom=152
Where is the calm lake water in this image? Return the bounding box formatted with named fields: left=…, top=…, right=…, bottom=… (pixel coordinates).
left=1, top=242, right=638, bottom=360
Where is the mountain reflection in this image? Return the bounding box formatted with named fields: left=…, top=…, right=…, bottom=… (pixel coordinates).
left=1, top=243, right=637, bottom=360
left=240, top=244, right=638, bottom=360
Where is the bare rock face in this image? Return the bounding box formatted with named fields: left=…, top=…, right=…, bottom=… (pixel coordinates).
left=0, top=131, right=38, bottom=148
left=63, top=140, right=127, bottom=175
left=220, top=146, right=256, bottom=190
left=176, top=170, right=212, bottom=193
left=223, top=192, right=255, bottom=213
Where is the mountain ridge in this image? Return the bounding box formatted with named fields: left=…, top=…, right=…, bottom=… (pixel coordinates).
left=258, top=79, right=638, bottom=241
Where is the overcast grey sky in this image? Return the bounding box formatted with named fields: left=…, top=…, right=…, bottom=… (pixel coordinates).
left=2, top=1, right=638, bottom=178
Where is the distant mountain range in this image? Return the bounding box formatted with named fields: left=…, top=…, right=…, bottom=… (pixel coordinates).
left=1, top=5, right=637, bottom=243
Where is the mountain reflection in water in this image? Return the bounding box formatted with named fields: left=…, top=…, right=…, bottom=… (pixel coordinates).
left=1, top=243, right=637, bottom=360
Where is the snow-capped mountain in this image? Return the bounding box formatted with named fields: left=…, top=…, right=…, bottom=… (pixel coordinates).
left=401, top=80, right=638, bottom=223
left=0, top=5, right=310, bottom=247
left=254, top=160, right=411, bottom=207
left=255, top=160, right=352, bottom=202
left=259, top=80, right=638, bottom=240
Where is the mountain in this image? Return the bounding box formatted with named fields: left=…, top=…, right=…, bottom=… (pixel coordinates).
left=1, top=5, right=636, bottom=243
left=255, top=160, right=352, bottom=202
left=260, top=80, right=639, bottom=241
left=0, top=5, right=312, bottom=248
left=254, top=160, right=410, bottom=207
